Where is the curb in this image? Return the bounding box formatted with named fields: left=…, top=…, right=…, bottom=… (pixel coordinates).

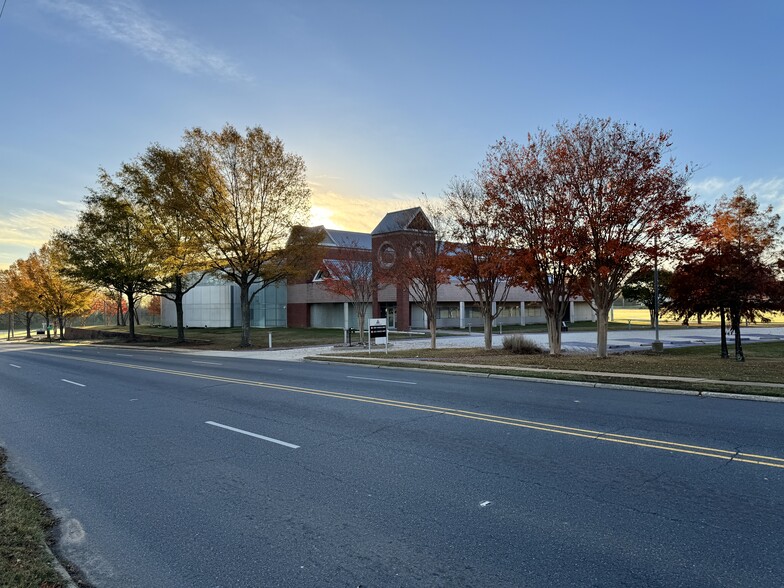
left=47, top=543, right=80, bottom=588
left=305, top=357, right=784, bottom=403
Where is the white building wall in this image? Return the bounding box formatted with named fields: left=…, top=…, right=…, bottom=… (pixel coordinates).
left=571, top=301, right=596, bottom=322
left=162, top=284, right=233, bottom=328
left=161, top=298, right=177, bottom=327
left=310, top=303, right=369, bottom=329
left=162, top=273, right=596, bottom=331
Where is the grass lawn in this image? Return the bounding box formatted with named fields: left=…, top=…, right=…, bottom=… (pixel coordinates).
left=611, top=307, right=784, bottom=328
left=319, top=341, right=784, bottom=397
left=372, top=341, right=784, bottom=381
left=63, top=311, right=784, bottom=348
left=0, top=449, right=67, bottom=588
left=67, top=325, right=430, bottom=350
left=456, top=316, right=784, bottom=335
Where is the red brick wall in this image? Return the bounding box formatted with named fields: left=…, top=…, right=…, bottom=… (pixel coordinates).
left=396, top=286, right=411, bottom=331
left=371, top=231, right=434, bottom=332
left=287, top=303, right=309, bottom=328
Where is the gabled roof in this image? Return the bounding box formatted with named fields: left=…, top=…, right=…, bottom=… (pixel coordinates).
left=291, top=226, right=372, bottom=250
left=321, top=228, right=372, bottom=250
left=319, top=258, right=373, bottom=281
left=371, top=207, right=434, bottom=235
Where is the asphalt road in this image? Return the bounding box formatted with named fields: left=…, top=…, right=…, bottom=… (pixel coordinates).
left=1, top=342, right=783, bottom=587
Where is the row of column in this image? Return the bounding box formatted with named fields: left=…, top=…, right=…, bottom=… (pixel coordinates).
left=343, top=300, right=584, bottom=332
left=457, top=300, right=577, bottom=328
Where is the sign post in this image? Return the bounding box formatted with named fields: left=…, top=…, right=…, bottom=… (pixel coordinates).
left=368, top=318, right=388, bottom=354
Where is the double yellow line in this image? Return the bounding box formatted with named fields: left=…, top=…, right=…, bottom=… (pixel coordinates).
left=49, top=352, right=784, bottom=469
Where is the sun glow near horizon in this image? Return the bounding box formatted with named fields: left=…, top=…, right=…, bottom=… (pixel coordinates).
left=307, top=205, right=338, bottom=229
left=309, top=190, right=418, bottom=233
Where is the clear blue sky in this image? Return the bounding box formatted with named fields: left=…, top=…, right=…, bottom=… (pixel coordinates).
left=1, top=0, right=783, bottom=267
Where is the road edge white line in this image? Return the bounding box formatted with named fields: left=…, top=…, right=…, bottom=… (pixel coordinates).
left=61, top=379, right=86, bottom=387
left=205, top=421, right=299, bottom=449
left=9, top=364, right=21, bottom=368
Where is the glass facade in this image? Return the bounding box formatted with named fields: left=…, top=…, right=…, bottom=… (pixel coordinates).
left=248, top=282, right=287, bottom=327
left=163, top=277, right=288, bottom=328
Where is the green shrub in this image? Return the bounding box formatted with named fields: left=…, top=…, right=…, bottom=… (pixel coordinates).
left=502, top=334, right=543, bottom=355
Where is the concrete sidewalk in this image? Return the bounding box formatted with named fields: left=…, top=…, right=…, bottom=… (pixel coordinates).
left=185, top=326, right=784, bottom=363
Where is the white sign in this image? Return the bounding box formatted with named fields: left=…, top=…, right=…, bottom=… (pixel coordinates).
left=367, top=317, right=389, bottom=352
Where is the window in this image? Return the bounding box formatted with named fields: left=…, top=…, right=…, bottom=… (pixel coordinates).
left=410, top=241, right=427, bottom=259
left=437, top=305, right=459, bottom=319
left=467, top=305, right=483, bottom=318
left=378, top=242, right=397, bottom=269
left=525, top=304, right=543, bottom=317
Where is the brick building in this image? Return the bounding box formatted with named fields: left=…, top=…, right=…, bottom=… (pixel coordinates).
left=162, top=207, right=596, bottom=331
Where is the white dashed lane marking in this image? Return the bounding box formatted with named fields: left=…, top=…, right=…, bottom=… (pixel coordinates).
left=205, top=421, right=300, bottom=449
left=62, top=379, right=86, bottom=387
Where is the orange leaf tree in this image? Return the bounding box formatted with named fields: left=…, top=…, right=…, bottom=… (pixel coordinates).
left=552, top=117, right=697, bottom=357
left=29, top=238, right=94, bottom=339
left=443, top=177, right=518, bottom=351
left=669, top=187, right=784, bottom=361
left=393, top=202, right=450, bottom=349
left=183, top=125, right=311, bottom=348
left=120, top=144, right=213, bottom=343
left=483, top=133, right=585, bottom=355
left=58, top=174, right=159, bottom=341
left=5, top=256, right=41, bottom=337
left=317, top=239, right=374, bottom=344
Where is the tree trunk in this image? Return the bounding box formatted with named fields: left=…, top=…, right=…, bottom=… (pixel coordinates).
left=127, top=291, right=136, bottom=340
left=25, top=312, right=33, bottom=338
left=45, top=312, right=51, bottom=342
left=429, top=314, right=437, bottom=350
left=174, top=276, right=186, bottom=343
left=356, top=308, right=366, bottom=344
left=731, top=307, right=744, bottom=362
left=483, top=314, right=493, bottom=351
left=546, top=316, right=562, bottom=355
left=175, top=296, right=185, bottom=343
left=596, top=306, right=610, bottom=358
left=648, top=306, right=655, bottom=327
left=542, top=300, right=568, bottom=355
left=719, top=306, right=729, bottom=359
left=239, top=283, right=251, bottom=347
left=58, top=316, right=66, bottom=340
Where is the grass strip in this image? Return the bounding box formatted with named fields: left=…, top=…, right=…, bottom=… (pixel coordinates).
left=60, top=325, right=429, bottom=350
left=310, top=356, right=784, bottom=397
left=309, top=340, right=784, bottom=398
left=0, top=449, right=67, bottom=588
